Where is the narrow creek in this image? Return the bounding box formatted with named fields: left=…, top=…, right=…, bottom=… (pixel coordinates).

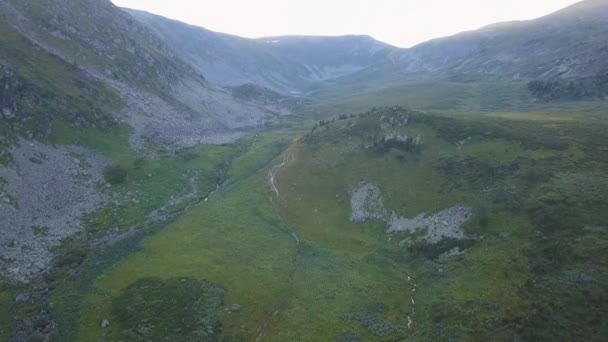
left=91, top=162, right=229, bottom=249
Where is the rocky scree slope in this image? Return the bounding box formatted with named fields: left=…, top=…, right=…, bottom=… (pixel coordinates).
left=0, top=0, right=279, bottom=283
left=0, top=0, right=274, bottom=148
left=0, top=139, right=108, bottom=283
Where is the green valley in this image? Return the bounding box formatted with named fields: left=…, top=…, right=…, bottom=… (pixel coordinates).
left=1, top=0, right=608, bottom=341
left=16, top=105, right=604, bottom=341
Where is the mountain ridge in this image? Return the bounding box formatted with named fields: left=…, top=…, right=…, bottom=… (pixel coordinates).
left=122, top=0, right=608, bottom=96
left=124, top=7, right=397, bottom=93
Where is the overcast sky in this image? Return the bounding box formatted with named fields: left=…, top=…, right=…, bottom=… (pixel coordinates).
left=111, top=0, right=582, bottom=47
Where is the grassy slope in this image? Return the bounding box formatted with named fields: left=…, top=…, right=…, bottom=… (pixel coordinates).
left=273, top=109, right=607, bottom=340
left=41, top=105, right=607, bottom=341
left=272, top=114, right=537, bottom=340
left=0, top=285, right=16, bottom=341
left=2, top=18, right=606, bottom=338
left=45, top=130, right=289, bottom=340
left=310, top=78, right=608, bottom=121
left=0, top=20, right=121, bottom=132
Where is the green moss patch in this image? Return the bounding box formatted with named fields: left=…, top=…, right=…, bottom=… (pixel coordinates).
left=112, top=277, right=224, bottom=341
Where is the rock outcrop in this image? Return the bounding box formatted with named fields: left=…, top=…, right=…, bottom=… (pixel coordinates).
left=387, top=206, right=472, bottom=244
left=349, top=182, right=472, bottom=246
left=350, top=183, right=389, bottom=223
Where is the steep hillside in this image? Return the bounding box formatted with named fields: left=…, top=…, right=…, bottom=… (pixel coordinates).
left=124, top=8, right=397, bottom=93
left=1, top=0, right=608, bottom=341
left=367, top=0, right=608, bottom=82
left=0, top=0, right=279, bottom=287
left=307, top=0, right=608, bottom=110
left=125, top=1, right=608, bottom=103
left=0, top=0, right=273, bottom=148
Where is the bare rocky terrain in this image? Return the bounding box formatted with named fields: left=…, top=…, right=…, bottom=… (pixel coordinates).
left=0, top=0, right=286, bottom=285
left=0, top=139, right=108, bottom=283
left=387, top=206, right=472, bottom=244
left=350, top=182, right=472, bottom=245
left=349, top=183, right=388, bottom=223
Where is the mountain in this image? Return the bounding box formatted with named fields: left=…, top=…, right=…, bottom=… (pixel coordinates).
left=1, top=0, right=608, bottom=341
left=0, top=0, right=273, bottom=149
left=357, top=0, right=608, bottom=83
left=124, top=8, right=397, bottom=93
left=125, top=0, right=608, bottom=100
left=0, top=0, right=277, bottom=289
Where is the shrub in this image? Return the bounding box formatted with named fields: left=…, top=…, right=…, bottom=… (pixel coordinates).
left=103, top=164, right=127, bottom=184
left=133, top=158, right=147, bottom=170
left=407, top=238, right=475, bottom=260
left=176, top=148, right=199, bottom=162
left=477, top=205, right=492, bottom=227
left=112, top=277, right=224, bottom=341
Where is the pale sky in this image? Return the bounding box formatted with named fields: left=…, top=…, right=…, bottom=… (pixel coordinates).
left=111, top=0, right=582, bottom=47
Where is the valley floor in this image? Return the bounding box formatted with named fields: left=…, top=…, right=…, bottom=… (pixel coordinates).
left=2, top=107, right=608, bottom=341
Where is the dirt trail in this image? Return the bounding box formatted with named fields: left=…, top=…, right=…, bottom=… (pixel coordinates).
left=254, top=144, right=300, bottom=341
left=406, top=274, right=417, bottom=330
left=268, top=147, right=294, bottom=199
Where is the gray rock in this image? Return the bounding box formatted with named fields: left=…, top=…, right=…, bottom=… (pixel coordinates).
left=0, top=139, right=109, bottom=283
left=15, top=292, right=30, bottom=302
left=387, top=206, right=472, bottom=243
left=437, top=247, right=466, bottom=263
left=350, top=183, right=388, bottom=223
left=583, top=226, right=606, bottom=234
left=101, top=319, right=110, bottom=329
left=563, top=270, right=594, bottom=285
left=350, top=183, right=472, bottom=245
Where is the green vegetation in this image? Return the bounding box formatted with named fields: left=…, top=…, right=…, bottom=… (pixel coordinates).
left=112, top=277, right=224, bottom=341
left=3, top=1, right=608, bottom=340
left=2, top=101, right=605, bottom=341
left=312, top=80, right=531, bottom=114
left=0, top=20, right=121, bottom=140
left=0, top=286, right=16, bottom=341
left=273, top=107, right=607, bottom=340
left=528, top=73, right=608, bottom=101
left=103, top=165, right=128, bottom=185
